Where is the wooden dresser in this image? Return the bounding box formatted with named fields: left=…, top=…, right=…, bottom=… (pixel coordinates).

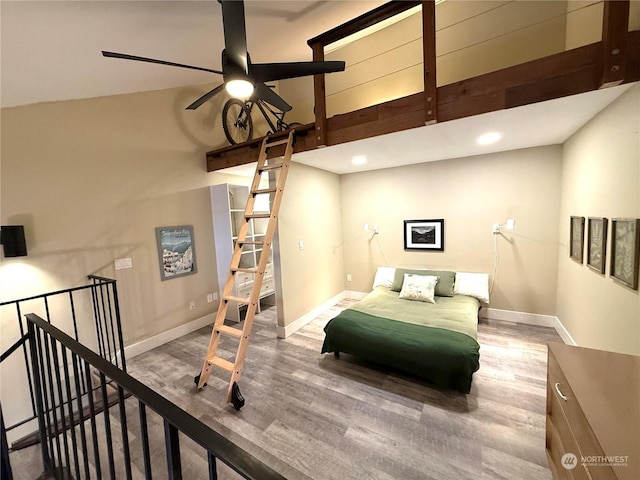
left=546, top=343, right=640, bottom=480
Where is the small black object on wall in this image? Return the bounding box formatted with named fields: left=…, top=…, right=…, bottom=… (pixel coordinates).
left=1, top=225, right=28, bottom=257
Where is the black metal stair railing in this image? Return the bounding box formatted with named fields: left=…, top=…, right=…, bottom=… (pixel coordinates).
left=25, top=313, right=285, bottom=480
left=1, top=276, right=125, bottom=446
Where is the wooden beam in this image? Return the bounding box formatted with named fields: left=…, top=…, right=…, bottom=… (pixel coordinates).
left=307, top=1, right=421, bottom=48
left=206, top=125, right=315, bottom=171
left=601, top=0, right=630, bottom=87
left=207, top=31, right=640, bottom=172
left=311, top=42, right=328, bottom=147
left=437, top=42, right=601, bottom=114
left=422, top=0, right=437, bottom=125
left=327, top=93, right=425, bottom=145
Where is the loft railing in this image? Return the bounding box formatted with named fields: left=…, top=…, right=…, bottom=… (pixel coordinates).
left=0, top=275, right=125, bottom=444
left=24, top=312, right=285, bottom=479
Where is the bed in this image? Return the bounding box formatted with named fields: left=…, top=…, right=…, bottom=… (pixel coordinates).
left=321, top=268, right=487, bottom=393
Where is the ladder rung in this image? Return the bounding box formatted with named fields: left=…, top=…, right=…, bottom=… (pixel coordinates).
left=252, top=187, right=277, bottom=195
left=265, top=138, right=290, bottom=147
left=258, top=163, right=284, bottom=172
left=223, top=295, right=253, bottom=304
left=216, top=325, right=244, bottom=338
left=208, top=357, right=235, bottom=373
left=231, top=267, right=257, bottom=274
left=245, top=213, right=271, bottom=219
left=237, top=240, right=263, bottom=246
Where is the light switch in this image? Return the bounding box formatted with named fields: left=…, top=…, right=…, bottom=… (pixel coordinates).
left=299, top=240, right=304, bottom=250
left=115, top=258, right=133, bottom=270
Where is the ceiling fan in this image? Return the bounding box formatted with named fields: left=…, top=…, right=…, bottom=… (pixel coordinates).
left=102, top=0, right=345, bottom=112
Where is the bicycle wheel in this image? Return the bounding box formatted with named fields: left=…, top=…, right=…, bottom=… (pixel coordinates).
left=222, top=99, right=253, bottom=145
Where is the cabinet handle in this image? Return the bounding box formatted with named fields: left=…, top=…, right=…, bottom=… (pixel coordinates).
left=555, top=383, right=568, bottom=401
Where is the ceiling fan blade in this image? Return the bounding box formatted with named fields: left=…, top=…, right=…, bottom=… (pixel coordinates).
left=186, top=84, right=225, bottom=110
left=251, top=61, right=346, bottom=83
left=102, top=51, right=223, bottom=75
left=254, top=83, right=292, bottom=112
left=220, top=0, right=249, bottom=74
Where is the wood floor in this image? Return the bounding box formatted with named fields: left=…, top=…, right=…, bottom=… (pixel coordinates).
left=9, top=299, right=563, bottom=479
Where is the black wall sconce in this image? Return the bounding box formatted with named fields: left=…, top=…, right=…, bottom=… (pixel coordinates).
left=1, top=225, right=28, bottom=257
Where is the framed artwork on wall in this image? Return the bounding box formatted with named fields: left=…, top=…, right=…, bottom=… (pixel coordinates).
left=587, top=217, right=608, bottom=274
left=155, top=225, right=197, bottom=281
left=569, top=216, right=585, bottom=263
left=610, top=218, right=640, bottom=290
left=404, top=219, right=444, bottom=251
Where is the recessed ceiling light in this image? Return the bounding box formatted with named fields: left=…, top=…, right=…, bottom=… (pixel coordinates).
left=352, top=155, right=367, bottom=165
left=476, top=132, right=502, bottom=145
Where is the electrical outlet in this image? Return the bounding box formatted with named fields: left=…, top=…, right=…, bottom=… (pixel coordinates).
left=207, top=293, right=214, bottom=303
left=346, top=273, right=352, bottom=282
left=189, top=300, right=196, bottom=310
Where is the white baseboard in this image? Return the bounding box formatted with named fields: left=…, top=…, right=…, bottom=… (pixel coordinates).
left=481, top=307, right=556, bottom=327
left=122, top=297, right=577, bottom=358
left=345, top=290, right=368, bottom=300
left=125, top=313, right=215, bottom=359
left=276, top=291, right=348, bottom=339
left=552, top=316, right=577, bottom=346
left=481, top=307, right=576, bottom=346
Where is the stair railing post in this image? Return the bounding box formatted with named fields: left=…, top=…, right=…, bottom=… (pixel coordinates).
left=25, top=322, right=53, bottom=478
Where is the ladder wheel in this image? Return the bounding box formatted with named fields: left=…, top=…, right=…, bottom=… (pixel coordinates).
left=194, top=373, right=207, bottom=388
left=231, top=381, right=245, bottom=410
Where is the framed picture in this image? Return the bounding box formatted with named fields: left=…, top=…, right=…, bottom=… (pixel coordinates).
left=610, top=218, right=640, bottom=290
left=404, top=219, right=444, bottom=251
left=155, top=226, right=197, bottom=281
left=587, top=217, right=608, bottom=274
left=569, top=216, right=585, bottom=263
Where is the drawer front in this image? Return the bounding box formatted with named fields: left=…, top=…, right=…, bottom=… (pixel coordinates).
left=546, top=417, right=575, bottom=480
left=547, top=398, right=590, bottom=480
left=260, top=279, right=275, bottom=295
left=236, top=284, right=253, bottom=302
left=235, top=271, right=254, bottom=285
left=548, top=353, right=617, bottom=480
left=264, top=263, right=274, bottom=278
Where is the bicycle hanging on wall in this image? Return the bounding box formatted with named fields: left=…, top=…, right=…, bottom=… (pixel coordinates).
left=222, top=97, right=302, bottom=145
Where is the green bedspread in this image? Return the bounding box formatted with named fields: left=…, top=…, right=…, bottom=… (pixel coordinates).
left=321, top=287, right=481, bottom=393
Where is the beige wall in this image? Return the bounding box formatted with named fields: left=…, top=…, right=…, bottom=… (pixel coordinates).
left=275, top=161, right=345, bottom=328
left=339, top=146, right=563, bottom=315
left=556, top=84, right=640, bottom=355
left=0, top=84, right=250, bottom=347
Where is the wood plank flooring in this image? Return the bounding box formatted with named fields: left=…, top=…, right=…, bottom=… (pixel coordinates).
left=9, top=299, right=562, bottom=479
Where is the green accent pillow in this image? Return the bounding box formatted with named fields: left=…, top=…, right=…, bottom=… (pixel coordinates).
left=391, top=268, right=456, bottom=297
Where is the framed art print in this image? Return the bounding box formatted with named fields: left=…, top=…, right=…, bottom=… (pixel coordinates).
left=610, top=218, right=640, bottom=290
left=156, top=225, right=197, bottom=281
left=404, top=219, right=444, bottom=251
left=587, top=217, right=608, bottom=274
left=569, top=216, right=585, bottom=263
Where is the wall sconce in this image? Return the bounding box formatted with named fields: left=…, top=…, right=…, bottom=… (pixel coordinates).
left=1, top=225, right=28, bottom=257
left=363, top=223, right=379, bottom=234
left=493, top=219, right=515, bottom=235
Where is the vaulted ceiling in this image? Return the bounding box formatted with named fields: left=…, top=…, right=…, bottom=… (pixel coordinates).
left=0, top=0, right=387, bottom=109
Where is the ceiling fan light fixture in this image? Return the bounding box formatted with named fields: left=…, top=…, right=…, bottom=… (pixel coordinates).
left=225, top=78, right=254, bottom=99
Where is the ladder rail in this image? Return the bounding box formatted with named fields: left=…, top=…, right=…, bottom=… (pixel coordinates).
left=197, top=131, right=295, bottom=407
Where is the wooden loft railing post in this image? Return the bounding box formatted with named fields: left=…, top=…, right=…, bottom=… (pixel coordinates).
left=601, top=0, right=630, bottom=88
left=311, top=41, right=328, bottom=147
left=422, top=0, right=437, bottom=125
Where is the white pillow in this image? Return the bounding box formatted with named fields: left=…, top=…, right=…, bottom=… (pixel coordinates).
left=454, top=272, right=490, bottom=303
left=372, top=266, right=396, bottom=289
left=398, top=274, right=438, bottom=303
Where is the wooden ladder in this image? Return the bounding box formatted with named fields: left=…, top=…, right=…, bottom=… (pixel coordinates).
left=195, top=130, right=295, bottom=409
